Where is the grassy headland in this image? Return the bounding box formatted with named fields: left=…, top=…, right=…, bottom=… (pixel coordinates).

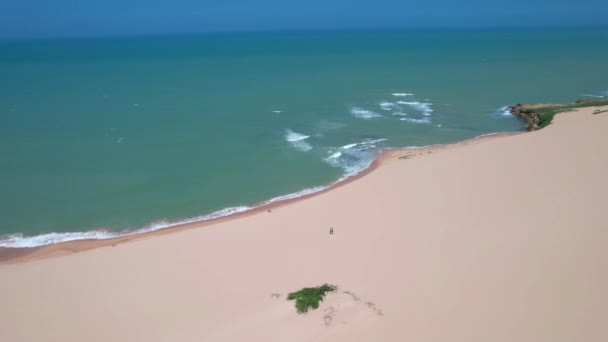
left=511, top=99, right=608, bottom=130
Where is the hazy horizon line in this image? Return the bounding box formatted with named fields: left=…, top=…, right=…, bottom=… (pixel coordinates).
left=1, top=24, right=607, bottom=42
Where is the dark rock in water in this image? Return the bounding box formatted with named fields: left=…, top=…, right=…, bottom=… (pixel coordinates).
left=510, top=104, right=541, bottom=131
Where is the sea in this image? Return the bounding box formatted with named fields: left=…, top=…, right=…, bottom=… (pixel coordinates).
left=1, top=28, right=607, bottom=247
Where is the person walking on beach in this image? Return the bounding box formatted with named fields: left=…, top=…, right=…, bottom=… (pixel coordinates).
left=329, top=227, right=334, bottom=235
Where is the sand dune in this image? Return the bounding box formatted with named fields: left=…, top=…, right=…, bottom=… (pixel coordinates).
left=1, top=106, right=607, bottom=342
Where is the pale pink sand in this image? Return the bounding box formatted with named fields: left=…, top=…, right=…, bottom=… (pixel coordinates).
left=1, top=107, right=607, bottom=342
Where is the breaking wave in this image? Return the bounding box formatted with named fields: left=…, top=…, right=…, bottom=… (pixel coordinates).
left=396, top=101, right=433, bottom=116
left=323, top=138, right=387, bottom=174
left=285, top=129, right=312, bottom=151
left=263, top=185, right=329, bottom=204
left=326, top=151, right=342, bottom=159
left=392, top=93, right=414, bottom=97
left=493, top=106, right=513, bottom=117
left=400, top=117, right=432, bottom=124
left=0, top=206, right=251, bottom=248
left=379, top=101, right=395, bottom=111
left=285, top=129, right=310, bottom=142
left=351, top=107, right=382, bottom=119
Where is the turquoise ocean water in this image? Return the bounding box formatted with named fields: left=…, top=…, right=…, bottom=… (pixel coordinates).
left=1, top=29, right=607, bottom=247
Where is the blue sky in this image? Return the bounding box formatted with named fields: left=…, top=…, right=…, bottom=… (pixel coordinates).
left=0, top=0, right=606, bottom=38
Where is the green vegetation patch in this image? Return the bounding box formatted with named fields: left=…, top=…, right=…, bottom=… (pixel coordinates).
left=526, top=99, right=608, bottom=129
left=287, top=284, right=336, bottom=313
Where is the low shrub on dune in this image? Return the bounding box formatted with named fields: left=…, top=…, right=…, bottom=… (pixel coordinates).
left=287, top=284, right=336, bottom=313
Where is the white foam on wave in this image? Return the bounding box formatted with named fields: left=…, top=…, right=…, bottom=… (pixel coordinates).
left=327, top=151, right=342, bottom=159
left=379, top=101, right=395, bottom=111
left=0, top=231, right=118, bottom=248
left=582, top=94, right=605, bottom=98
left=351, top=107, right=382, bottom=119
left=0, top=206, right=251, bottom=248
left=361, top=138, right=388, bottom=145
left=392, top=93, right=414, bottom=97
left=196, top=206, right=251, bottom=220
left=495, top=106, right=513, bottom=117
left=263, top=185, right=328, bottom=204
left=400, top=117, right=432, bottom=124
left=324, top=148, right=375, bottom=174
left=285, top=129, right=312, bottom=152
left=272, top=110, right=282, bottom=113
left=285, top=129, right=310, bottom=142
left=396, top=101, right=433, bottom=116
left=324, top=138, right=387, bottom=174
left=330, top=139, right=388, bottom=161
left=490, top=106, right=514, bottom=119
left=392, top=111, right=408, bottom=116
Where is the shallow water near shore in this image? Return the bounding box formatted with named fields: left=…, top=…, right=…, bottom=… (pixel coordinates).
left=1, top=28, right=607, bottom=246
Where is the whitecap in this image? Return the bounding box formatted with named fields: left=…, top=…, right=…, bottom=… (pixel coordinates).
left=339, top=139, right=387, bottom=151
left=350, top=107, right=382, bottom=119
left=400, top=117, right=432, bottom=124
left=285, top=129, right=312, bottom=152
left=582, top=94, right=605, bottom=98
left=327, top=151, right=342, bottom=159
left=396, top=101, right=433, bottom=116
left=379, top=101, right=395, bottom=111
left=392, top=111, right=408, bottom=116
left=361, top=138, right=388, bottom=145
left=285, top=129, right=310, bottom=142
left=392, top=93, right=414, bottom=97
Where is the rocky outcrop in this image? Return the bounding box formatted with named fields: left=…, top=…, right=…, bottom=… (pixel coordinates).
left=509, top=104, right=541, bottom=131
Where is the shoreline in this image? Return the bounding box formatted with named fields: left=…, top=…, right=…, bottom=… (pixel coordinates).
left=1, top=105, right=606, bottom=341
left=0, top=131, right=519, bottom=264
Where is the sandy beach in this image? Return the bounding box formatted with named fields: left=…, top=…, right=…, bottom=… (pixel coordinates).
left=1, top=106, right=607, bottom=341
